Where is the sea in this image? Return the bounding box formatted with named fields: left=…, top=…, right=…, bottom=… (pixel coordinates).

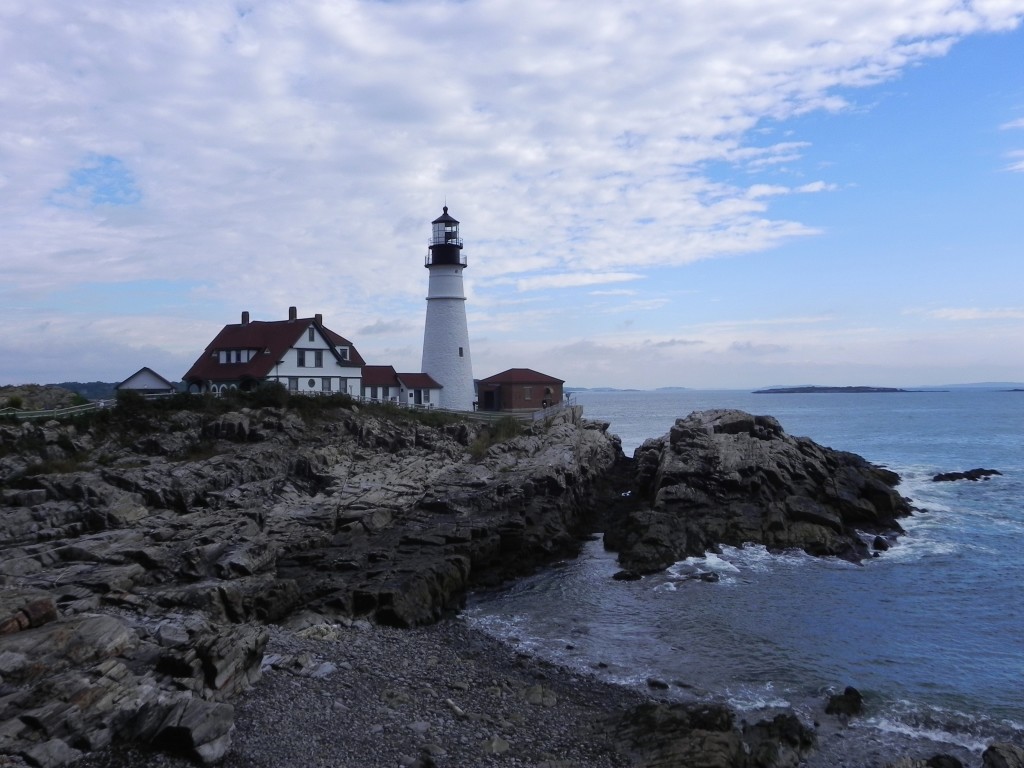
left=464, top=389, right=1024, bottom=763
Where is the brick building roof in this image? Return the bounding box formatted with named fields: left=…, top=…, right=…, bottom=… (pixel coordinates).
left=478, top=368, right=564, bottom=385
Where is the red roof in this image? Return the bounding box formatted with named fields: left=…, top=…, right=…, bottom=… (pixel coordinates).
left=396, top=372, right=442, bottom=389
left=479, top=368, right=563, bottom=385
left=183, top=317, right=365, bottom=383
left=362, top=365, right=399, bottom=387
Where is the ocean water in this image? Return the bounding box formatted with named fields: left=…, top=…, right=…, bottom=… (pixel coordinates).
left=465, top=389, right=1024, bottom=760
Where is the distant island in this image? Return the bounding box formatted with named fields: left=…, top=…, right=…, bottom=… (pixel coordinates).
left=753, top=386, right=911, bottom=394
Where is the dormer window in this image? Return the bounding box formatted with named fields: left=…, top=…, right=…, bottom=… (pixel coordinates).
left=338, top=347, right=349, bottom=361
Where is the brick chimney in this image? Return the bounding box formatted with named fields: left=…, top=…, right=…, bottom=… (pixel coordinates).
left=314, top=313, right=323, bottom=325
left=241, top=311, right=250, bottom=325
left=288, top=306, right=297, bottom=322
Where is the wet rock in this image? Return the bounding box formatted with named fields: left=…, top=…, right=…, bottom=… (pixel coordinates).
left=614, top=701, right=814, bottom=768
left=612, top=569, right=642, bottom=581
left=825, top=686, right=864, bottom=717
left=932, top=468, right=1001, bottom=482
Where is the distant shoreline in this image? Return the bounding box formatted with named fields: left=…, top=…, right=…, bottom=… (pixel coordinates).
left=752, top=386, right=921, bottom=394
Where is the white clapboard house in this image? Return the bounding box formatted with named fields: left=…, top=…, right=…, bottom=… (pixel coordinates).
left=183, top=307, right=365, bottom=396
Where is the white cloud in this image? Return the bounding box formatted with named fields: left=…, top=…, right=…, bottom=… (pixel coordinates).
left=515, top=272, right=644, bottom=292
left=1000, top=117, right=1024, bottom=129
left=921, top=307, right=1024, bottom=320
left=2, top=0, right=1024, bottom=384
left=1005, top=149, right=1024, bottom=172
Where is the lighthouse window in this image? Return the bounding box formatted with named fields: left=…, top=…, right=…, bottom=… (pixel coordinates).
left=459, top=347, right=464, bottom=357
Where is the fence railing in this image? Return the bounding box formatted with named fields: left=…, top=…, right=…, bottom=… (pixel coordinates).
left=0, top=402, right=103, bottom=421
left=1, top=393, right=573, bottom=424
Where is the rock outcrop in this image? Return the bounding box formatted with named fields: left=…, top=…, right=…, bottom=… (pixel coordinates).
left=932, top=468, right=1001, bottom=482
left=614, top=701, right=815, bottom=768
left=604, top=409, right=912, bottom=574
left=1, top=402, right=620, bottom=764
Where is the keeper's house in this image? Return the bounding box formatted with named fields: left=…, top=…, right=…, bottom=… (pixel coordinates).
left=361, top=365, right=443, bottom=408
left=183, top=307, right=365, bottom=395
left=477, top=368, right=564, bottom=413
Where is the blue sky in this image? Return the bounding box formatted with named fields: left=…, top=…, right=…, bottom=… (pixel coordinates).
left=2, top=1, right=1023, bottom=389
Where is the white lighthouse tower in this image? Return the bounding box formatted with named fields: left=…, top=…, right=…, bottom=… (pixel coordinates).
left=421, top=206, right=475, bottom=411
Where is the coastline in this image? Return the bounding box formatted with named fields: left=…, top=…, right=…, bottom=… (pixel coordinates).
left=4, top=396, right=1019, bottom=767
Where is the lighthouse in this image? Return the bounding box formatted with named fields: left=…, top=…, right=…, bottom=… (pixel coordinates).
left=421, top=206, right=475, bottom=410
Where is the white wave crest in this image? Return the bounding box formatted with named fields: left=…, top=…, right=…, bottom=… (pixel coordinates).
left=862, top=716, right=990, bottom=753
left=722, top=682, right=791, bottom=712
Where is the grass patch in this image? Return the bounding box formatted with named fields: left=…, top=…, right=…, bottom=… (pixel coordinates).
left=359, top=401, right=467, bottom=429
left=468, top=416, right=524, bottom=460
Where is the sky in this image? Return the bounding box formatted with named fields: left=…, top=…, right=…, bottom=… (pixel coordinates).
left=2, top=1, right=1024, bottom=390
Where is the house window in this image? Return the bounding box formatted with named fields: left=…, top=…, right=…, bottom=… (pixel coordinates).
left=233, top=349, right=241, bottom=363
left=297, top=350, right=306, bottom=367
left=307, top=379, right=316, bottom=388
left=308, top=327, right=315, bottom=342
left=322, top=378, right=332, bottom=392
left=338, top=347, right=349, bottom=361
left=288, top=377, right=298, bottom=392
left=423, top=390, right=430, bottom=403
left=314, top=350, right=323, bottom=367
left=524, top=386, right=532, bottom=401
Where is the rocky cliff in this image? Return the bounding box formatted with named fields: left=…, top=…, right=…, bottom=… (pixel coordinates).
left=1, top=400, right=620, bottom=765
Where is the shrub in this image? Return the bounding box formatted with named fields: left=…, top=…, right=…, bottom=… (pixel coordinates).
left=115, top=389, right=148, bottom=415
left=285, top=392, right=348, bottom=418
left=249, top=382, right=289, bottom=408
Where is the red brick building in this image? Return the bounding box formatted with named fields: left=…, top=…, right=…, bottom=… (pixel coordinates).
left=477, top=368, right=564, bottom=413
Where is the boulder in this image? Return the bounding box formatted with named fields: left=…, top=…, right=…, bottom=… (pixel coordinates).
left=605, top=410, right=911, bottom=573
left=983, top=743, right=1024, bottom=768
left=134, top=698, right=236, bottom=765
left=825, top=686, right=864, bottom=717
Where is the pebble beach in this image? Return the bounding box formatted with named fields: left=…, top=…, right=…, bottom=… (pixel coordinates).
left=75, top=617, right=648, bottom=768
